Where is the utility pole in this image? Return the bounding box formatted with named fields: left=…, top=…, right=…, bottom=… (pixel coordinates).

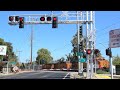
left=30, top=24, right=33, bottom=68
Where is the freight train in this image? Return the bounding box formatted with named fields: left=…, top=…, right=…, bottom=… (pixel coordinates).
left=42, top=59, right=109, bottom=70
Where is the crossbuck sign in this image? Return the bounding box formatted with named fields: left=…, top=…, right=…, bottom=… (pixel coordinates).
left=0, top=45, right=7, bottom=55
left=109, top=29, right=120, bottom=48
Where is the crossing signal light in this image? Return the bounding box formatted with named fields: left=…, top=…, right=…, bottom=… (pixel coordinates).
left=15, top=16, right=19, bottom=21
left=9, top=16, right=14, bottom=21
left=52, top=17, right=58, bottom=28
left=47, top=16, right=51, bottom=21
left=87, top=49, right=92, bottom=55
left=94, top=49, right=100, bottom=56
left=79, top=26, right=83, bottom=37
left=73, top=47, right=77, bottom=53
left=79, top=41, right=83, bottom=51
left=106, top=48, right=112, bottom=57
left=40, top=17, right=45, bottom=21
left=19, top=17, right=24, bottom=28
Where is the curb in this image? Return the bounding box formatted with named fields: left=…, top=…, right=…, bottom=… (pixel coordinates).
left=70, top=72, right=85, bottom=79
left=94, top=74, right=111, bottom=79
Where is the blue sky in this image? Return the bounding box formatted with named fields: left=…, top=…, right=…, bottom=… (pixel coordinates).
left=1, top=11, right=120, bottom=63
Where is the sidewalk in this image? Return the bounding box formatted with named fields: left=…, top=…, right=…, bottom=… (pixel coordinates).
left=69, top=72, right=113, bottom=79
left=0, top=70, right=34, bottom=76
left=70, top=72, right=86, bottom=79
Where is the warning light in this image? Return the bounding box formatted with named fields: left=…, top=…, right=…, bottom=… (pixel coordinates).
left=47, top=17, right=51, bottom=21
left=40, top=17, right=45, bottom=21
left=9, top=16, right=14, bottom=21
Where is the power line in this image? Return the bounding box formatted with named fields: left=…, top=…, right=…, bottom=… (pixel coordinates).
left=96, top=19, right=120, bottom=36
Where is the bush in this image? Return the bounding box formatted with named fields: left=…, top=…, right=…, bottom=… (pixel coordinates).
left=96, top=69, right=109, bottom=74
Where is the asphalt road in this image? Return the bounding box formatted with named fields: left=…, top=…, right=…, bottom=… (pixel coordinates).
left=0, top=70, right=70, bottom=79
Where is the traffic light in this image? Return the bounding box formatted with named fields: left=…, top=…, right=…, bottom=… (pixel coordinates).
left=79, top=41, right=83, bottom=51
left=86, top=49, right=92, bottom=55
left=47, top=16, right=52, bottom=21
left=9, top=16, right=14, bottom=21
left=19, top=17, right=24, bottom=28
left=15, top=16, right=19, bottom=21
left=52, top=17, right=58, bottom=28
left=106, top=48, right=112, bottom=57
left=79, top=25, right=83, bottom=38
left=40, top=17, right=45, bottom=21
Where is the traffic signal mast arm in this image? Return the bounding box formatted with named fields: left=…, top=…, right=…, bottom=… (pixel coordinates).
left=8, top=12, right=93, bottom=25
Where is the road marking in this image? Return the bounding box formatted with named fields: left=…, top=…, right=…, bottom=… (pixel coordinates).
left=63, top=72, right=70, bottom=79
left=1, top=71, right=45, bottom=79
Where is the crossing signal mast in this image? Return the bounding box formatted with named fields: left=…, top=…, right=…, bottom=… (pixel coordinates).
left=9, top=15, right=58, bottom=28
left=8, top=11, right=96, bottom=79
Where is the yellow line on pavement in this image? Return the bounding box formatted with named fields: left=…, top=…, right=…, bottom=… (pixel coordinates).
left=95, top=74, right=111, bottom=79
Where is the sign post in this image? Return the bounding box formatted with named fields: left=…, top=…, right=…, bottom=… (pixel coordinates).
left=109, top=29, right=120, bottom=79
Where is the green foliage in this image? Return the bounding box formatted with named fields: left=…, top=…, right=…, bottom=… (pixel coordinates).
left=112, top=55, right=120, bottom=66
left=57, top=57, right=65, bottom=63
left=71, top=34, right=86, bottom=49
left=96, top=69, right=109, bottom=74
left=36, top=48, right=53, bottom=64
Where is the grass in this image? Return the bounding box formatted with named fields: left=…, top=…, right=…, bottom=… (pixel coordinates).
left=96, top=69, right=110, bottom=74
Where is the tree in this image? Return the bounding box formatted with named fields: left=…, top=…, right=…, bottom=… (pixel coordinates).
left=36, top=48, right=53, bottom=64
left=71, top=32, right=86, bottom=49
left=57, top=57, right=65, bottom=63
left=112, top=55, right=120, bottom=66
